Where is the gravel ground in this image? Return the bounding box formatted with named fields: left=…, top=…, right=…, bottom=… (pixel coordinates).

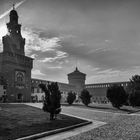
left=63, top=103, right=140, bottom=114
left=64, top=115, right=140, bottom=140
left=62, top=106, right=122, bottom=123
left=62, top=106, right=140, bottom=140
left=26, top=104, right=140, bottom=140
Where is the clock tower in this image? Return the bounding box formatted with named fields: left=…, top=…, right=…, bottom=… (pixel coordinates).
left=0, top=6, right=33, bottom=102
left=3, top=5, right=25, bottom=55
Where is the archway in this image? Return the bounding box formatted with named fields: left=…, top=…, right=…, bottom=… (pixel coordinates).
left=17, top=93, right=23, bottom=102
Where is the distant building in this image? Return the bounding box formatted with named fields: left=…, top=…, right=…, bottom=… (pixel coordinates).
left=31, top=68, right=129, bottom=103
left=85, top=81, right=129, bottom=103
left=31, top=78, right=76, bottom=102
left=67, top=67, right=86, bottom=95
left=31, top=68, right=87, bottom=102
left=0, top=6, right=33, bottom=102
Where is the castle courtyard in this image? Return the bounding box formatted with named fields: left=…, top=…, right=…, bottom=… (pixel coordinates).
left=26, top=103, right=140, bottom=140
left=1, top=1, right=140, bottom=140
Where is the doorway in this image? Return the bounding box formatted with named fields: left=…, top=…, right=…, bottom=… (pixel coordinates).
left=17, top=93, right=23, bottom=102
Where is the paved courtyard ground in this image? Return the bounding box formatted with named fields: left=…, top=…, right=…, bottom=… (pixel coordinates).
left=26, top=103, right=140, bottom=140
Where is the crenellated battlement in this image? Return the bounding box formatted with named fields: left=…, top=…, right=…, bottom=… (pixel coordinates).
left=85, top=81, right=129, bottom=89
left=85, top=81, right=129, bottom=103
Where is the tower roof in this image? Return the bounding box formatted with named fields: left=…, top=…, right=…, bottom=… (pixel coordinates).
left=67, top=67, right=86, bottom=76
left=10, top=4, right=18, bottom=17
left=10, top=10, right=18, bottom=16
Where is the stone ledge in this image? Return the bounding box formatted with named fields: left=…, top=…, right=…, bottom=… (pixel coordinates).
left=16, top=121, right=92, bottom=140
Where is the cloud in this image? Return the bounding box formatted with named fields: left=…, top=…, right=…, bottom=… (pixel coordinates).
left=86, top=66, right=140, bottom=84
left=60, top=35, right=140, bottom=70
left=1, top=0, right=140, bottom=84
left=0, top=44, right=2, bottom=52
left=97, top=69, right=120, bottom=75
left=21, top=27, right=69, bottom=81
left=0, top=0, right=27, bottom=19
left=22, top=27, right=61, bottom=56
left=32, top=69, right=45, bottom=76
left=30, top=54, right=37, bottom=59
left=39, top=51, right=68, bottom=63
left=47, top=66, right=62, bottom=69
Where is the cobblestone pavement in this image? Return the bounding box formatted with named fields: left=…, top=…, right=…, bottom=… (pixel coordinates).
left=25, top=103, right=140, bottom=140
left=62, top=106, right=140, bottom=140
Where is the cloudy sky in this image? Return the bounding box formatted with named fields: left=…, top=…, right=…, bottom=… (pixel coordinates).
left=0, top=0, right=140, bottom=84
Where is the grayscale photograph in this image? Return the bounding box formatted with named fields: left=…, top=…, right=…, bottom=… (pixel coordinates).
left=0, top=0, right=140, bottom=140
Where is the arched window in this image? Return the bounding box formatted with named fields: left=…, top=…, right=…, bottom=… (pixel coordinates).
left=16, top=72, right=24, bottom=82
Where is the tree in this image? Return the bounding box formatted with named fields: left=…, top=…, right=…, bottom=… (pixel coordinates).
left=128, top=75, right=140, bottom=93
left=39, top=82, right=61, bottom=120
left=129, top=91, right=140, bottom=107
left=67, top=91, right=76, bottom=105
left=80, top=89, right=92, bottom=106
left=128, top=75, right=140, bottom=106
left=106, top=85, right=128, bottom=109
